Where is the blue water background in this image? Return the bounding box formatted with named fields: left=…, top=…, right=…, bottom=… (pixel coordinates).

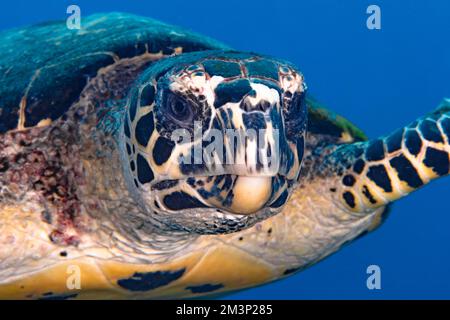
left=1, top=0, right=449, bottom=299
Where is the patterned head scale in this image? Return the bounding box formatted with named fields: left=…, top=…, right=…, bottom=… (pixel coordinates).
left=121, top=50, right=307, bottom=233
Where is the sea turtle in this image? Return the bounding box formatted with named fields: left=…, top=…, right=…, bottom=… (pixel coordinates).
left=0, top=12, right=448, bottom=300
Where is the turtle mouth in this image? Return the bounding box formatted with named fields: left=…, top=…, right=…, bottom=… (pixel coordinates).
left=152, top=173, right=288, bottom=216
left=216, top=175, right=274, bottom=214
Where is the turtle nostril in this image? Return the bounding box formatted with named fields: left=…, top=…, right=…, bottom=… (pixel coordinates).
left=239, top=98, right=273, bottom=112
left=240, top=99, right=252, bottom=112
left=259, top=100, right=271, bottom=112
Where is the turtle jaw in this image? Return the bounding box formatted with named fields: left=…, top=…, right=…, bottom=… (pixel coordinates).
left=150, top=171, right=289, bottom=216
left=205, top=175, right=283, bottom=215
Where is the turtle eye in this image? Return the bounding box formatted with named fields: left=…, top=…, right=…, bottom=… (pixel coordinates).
left=167, top=93, right=193, bottom=122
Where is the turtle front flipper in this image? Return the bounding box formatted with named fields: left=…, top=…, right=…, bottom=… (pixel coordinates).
left=324, top=99, right=449, bottom=212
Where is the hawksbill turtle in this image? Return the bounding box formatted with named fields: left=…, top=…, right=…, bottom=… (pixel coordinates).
left=0, top=13, right=448, bottom=299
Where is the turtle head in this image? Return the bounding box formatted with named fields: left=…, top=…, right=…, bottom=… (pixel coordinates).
left=121, top=51, right=307, bottom=234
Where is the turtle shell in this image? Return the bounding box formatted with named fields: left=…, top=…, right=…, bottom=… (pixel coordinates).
left=306, top=96, right=367, bottom=143
left=0, top=12, right=230, bottom=133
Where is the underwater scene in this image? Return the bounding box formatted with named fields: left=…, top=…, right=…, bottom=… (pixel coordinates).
left=0, top=0, right=449, bottom=301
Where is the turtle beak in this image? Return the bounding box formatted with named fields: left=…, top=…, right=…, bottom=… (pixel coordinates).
left=192, top=101, right=291, bottom=215
left=212, top=105, right=285, bottom=178
left=153, top=104, right=288, bottom=181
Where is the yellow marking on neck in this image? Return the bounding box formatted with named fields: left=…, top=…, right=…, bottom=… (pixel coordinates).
left=173, top=47, right=183, bottom=55
left=340, top=131, right=354, bottom=143
left=37, top=118, right=52, bottom=127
